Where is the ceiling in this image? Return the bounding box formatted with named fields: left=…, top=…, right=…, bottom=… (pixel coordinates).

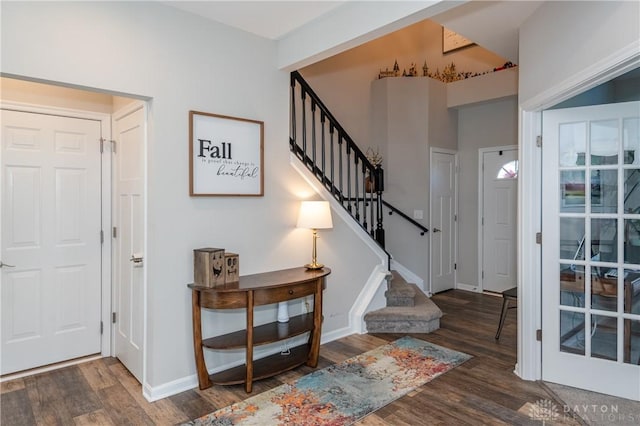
left=164, top=1, right=346, bottom=40
left=163, top=1, right=544, bottom=64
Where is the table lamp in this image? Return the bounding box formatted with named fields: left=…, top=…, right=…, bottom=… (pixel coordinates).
left=297, top=200, right=333, bottom=270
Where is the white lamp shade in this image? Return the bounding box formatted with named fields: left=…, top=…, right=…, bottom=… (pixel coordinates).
left=297, top=201, right=333, bottom=229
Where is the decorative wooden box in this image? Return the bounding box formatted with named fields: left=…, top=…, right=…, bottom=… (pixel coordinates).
left=194, top=248, right=225, bottom=287
left=224, top=253, right=239, bottom=283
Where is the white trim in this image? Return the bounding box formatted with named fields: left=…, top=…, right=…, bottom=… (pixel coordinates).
left=429, top=147, right=458, bottom=295
left=477, top=145, right=518, bottom=293
left=517, top=41, right=639, bottom=382
left=456, top=282, right=480, bottom=293
left=0, top=100, right=113, bottom=360
left=349, top=263, right=390, bottom=334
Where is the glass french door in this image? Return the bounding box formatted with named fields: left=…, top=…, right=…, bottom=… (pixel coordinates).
left=542, top=101, right=640, bottom=401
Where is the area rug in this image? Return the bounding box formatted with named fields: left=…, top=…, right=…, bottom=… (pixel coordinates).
left=185, top=336, right=471, bottom=426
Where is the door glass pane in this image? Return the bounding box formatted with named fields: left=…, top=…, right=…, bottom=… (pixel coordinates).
left=591, top=314, right=617, bottom=361
left=624, top=169, right=640, bottom=213
left=623, top=117, right=639, bottom=165
left=591, top=169, right=617, bottom=214
left=560, top=218, right=585, bottom=260
left=560, top=310, right=585, bottom=355
left=560, top=264, right=585, bottom=307
left=591, top=120, right=619, bottom=165
left=560, top=122, right=587, bottom=167
left=624, top=219, right=640, bottom=265
left=624, top=319, right=639, bottom=365
left=561, top=170, right=585, bottom=213
left=591, top=218, right=617, bottom=263
left=624, top=269, right=640, bottom=315
left=591, top=272, right=617, bottom=312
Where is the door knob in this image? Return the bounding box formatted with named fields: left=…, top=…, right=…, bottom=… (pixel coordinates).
left=0, top=261, right=16, bottom=268
left=433, top=228, right=441, bottom=233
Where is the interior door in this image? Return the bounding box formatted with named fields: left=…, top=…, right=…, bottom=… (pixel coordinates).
left=1, top=109, right=102, bottom=374
left=113, top=103, right=145, bottom=382
left=481, top=148, right=518, bottom=293
left=430, top=150, right=457, bottom=294
left=542, top=101, right=640, bottom=401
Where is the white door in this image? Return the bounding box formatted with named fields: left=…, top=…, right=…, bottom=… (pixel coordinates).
left=1, top=109, right=102, bottom=374
left=112, top=104, right=145, bottom=382
left=430, top=149, right=457, bottom=293
left=542, top=101, right=640, bottom=401
left=481, top=148, right=518, bottom=293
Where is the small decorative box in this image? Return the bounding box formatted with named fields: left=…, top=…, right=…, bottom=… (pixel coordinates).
left=224, top=253, right=239, bottom=283
left=194, top=248, right=225, bottom=287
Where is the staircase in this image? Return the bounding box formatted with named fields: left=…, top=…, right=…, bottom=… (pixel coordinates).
left=290, top=71, right=441, bottom=334
left=364, top=271, right=442, bottom=333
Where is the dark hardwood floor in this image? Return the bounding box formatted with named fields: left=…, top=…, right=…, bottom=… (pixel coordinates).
left=1, top=290, right=580, bottom=425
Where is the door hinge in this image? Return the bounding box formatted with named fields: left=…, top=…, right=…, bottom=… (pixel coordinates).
left=112, top=312, right=116, bottom=324
left=536, top=232, right=542, bottom=244
left=100, top=321, right=104, bottom=335
left=454, top=214, right=457, bottom=222
left=454, top=263, right=457, bottom=270
left=100, top=230, right=104, bottom=244
left=100, top=139, right=104, bottom=153
left=536, top=329, right=542, bottom=341
left=111, top=140, right=117, bottom=154
left=113, top=227, right=117, bottom=238
left=100, top=138, right=116, bottom=153
left=481, top=271, right=484, bottom=279
left=481, top=217, right=484, bottom=226
left=536, top=135, right=542, bottom=148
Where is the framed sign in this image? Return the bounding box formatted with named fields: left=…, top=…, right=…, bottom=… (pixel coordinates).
left=442, top=28, right=475, bottom=54
left=189, top=111, right=264, bottom=196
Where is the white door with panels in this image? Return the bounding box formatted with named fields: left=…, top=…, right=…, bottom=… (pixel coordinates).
left=112, top=103, right=145, bottom=382
left=542, top=101, right=640, bottom=400
left=1, top=109, right=102, bottom=374
left=481, top=147, right=518, bottom=293
left=430, top=149, right=457, bottom=294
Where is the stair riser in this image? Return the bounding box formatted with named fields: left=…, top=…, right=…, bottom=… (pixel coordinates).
left=366, top=319, right=440, bottom=334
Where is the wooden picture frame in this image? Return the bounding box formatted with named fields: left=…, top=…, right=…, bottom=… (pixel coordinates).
left=442, top=28, right=475, bottom=54
left=189, top=111, right=264, bottom=196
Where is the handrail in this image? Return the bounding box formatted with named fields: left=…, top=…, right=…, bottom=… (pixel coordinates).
left=382, top=200, right=429, bottom=236
left=290, top=70, right=385, bottom=248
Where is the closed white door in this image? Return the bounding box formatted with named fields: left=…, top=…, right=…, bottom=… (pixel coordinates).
left=113, top=104, right=145, bottom=382
left=1, top=109, right=102, bottom=374
left=542, top=101, right=640, bottom=401
left=481, top=148, right=518, bottom=293
left=430, top=150, right=457, bottom=293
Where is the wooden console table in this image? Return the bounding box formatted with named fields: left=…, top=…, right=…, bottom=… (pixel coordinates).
left=189, top=267, right=330, bottom=393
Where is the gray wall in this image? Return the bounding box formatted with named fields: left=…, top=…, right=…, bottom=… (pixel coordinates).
left=456, top=96, right=518, bottom=287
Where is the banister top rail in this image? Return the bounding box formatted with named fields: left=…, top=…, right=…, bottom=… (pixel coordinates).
left=382, top=200, right=429, bottom=236
left=291, top=71, right=372, bottom=169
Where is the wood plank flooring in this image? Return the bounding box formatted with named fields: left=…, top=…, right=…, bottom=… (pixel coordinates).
left=1, top=290, right=580, bottom=425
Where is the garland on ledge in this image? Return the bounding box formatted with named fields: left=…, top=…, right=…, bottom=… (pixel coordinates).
left=377, top=60, right=516, bottom=83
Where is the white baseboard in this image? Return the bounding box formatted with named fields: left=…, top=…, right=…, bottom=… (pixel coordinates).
left=456, top=282, right=481, bottom=293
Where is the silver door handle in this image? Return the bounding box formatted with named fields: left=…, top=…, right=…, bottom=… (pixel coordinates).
left=433, top=228, right=441, bottom=233
left=0, top=261, right=15, bottom=268
left=129, top=255, right=143, bottom=264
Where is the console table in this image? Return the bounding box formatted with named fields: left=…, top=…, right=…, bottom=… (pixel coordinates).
left=189, top=266, right=330, bottom=393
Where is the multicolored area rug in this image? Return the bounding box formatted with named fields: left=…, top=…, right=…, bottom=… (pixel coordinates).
left=185, top=336, right=471, bottom=426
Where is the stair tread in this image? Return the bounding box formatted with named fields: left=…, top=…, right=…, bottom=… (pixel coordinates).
left=365, top=284, right=442, bottom=321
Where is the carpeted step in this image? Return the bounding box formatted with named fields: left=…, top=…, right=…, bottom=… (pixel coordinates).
left=364, top=283, right=443, bottom=333
left=385, top=270, right=416, bottom=307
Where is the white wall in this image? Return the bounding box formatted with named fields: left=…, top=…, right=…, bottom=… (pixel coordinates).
left=456, top=97, right=518, bottom=288
left=519, top=1, right=640, bottom=107
left=300, top=19, right=506, bottom=152
left=1, top=1, right=381, bottom=395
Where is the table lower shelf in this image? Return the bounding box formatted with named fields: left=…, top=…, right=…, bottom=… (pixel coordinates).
left=209, top=344, right=310, bottom=385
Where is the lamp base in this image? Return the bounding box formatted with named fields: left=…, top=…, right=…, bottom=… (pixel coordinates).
left=304, top=262, right=324, bottom=270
